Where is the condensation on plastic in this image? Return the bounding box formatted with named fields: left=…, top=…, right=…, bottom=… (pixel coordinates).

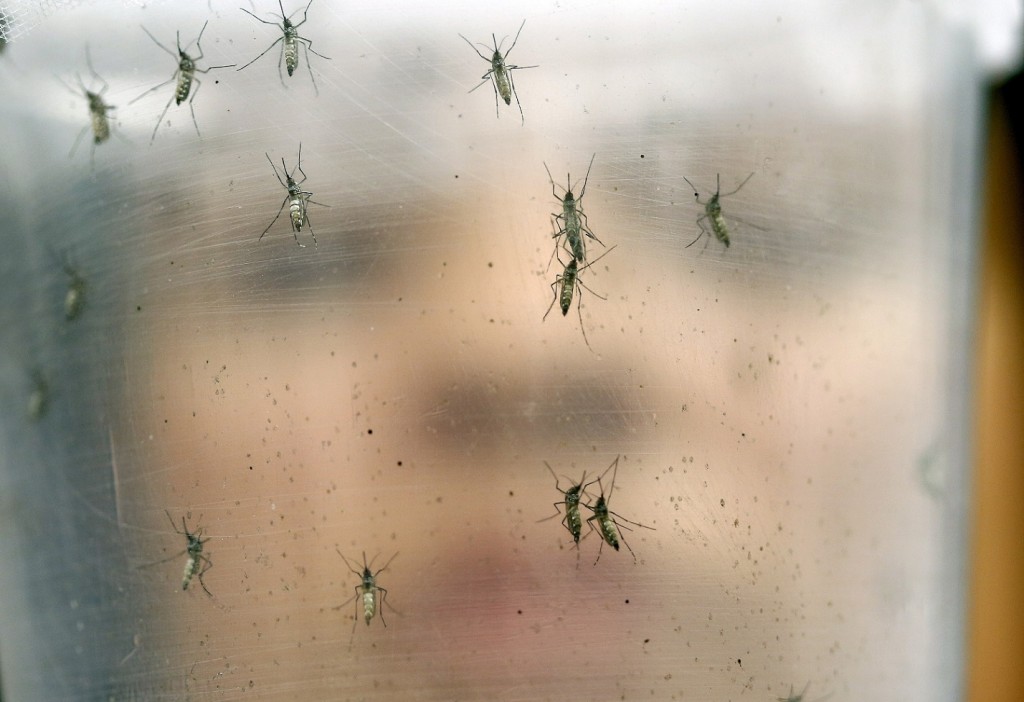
left=0, top=1, right=1011, bottom=700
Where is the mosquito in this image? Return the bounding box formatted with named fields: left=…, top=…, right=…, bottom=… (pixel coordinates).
left=47, top=247, right=87, bottom=321
left=336, top=550, right=397, bottom=629
left=58, top=46, right=116, bottom=166
left=459, top=19, right=537, bottom=124
left=238, top=0, right=331, bottom=95
left=583, top=456, right=655, bottom=565
left=26, top=368, right=49, bottom=422
left=130, top=21, right=235, bottom=143
left=682, top=172, right=755, bottom=249
left=544, top=154, right=604, bottom=264
left=139, top=511, right=213, bottom=596
left=259, top=143, right=328, bottom=248
left=538, top=462, right=588, bottom=547
left=62, top=261, right=86, bottom=321
left=544, top=245, right=616, bottom=350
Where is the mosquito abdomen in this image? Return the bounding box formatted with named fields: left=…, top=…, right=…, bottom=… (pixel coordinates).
left=567, top=509, right=582, bottom=543
left=284, top=36, right=298, bottom=76
left=289, top=197, right=304, bottom=230
left=65, top=278, right=86, bottom=320
left=710, top=212, right=730, bottom=247
left=86, top=93, right=111, bottom=144
left=559, top=262, right=578, bottom=316
left=175, top=69, right=193, bottom=105
left=90, top=113, right=110, bottom=144
left=182, top=555, right=197, bottom=590
left=493, top=64, right=512, bottom=104
left=600, top=517, right=620, bottom=550
left=362, top=589, right=376, bottom=625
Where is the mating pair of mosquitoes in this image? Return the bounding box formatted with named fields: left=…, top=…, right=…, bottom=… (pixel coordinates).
left=250, top=144, right=754, bottom=336
left=541, top=456, right=655, bottom=565
left=542, top=153, right=756, bottom=348
left=138, top=510, right=396, bottom=629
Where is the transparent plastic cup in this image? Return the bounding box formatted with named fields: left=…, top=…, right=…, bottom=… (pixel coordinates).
left=0, top=1, right=1011, bottom=699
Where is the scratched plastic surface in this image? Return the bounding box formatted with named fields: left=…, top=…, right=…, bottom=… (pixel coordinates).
left=0, top=1, right=984, bottom=700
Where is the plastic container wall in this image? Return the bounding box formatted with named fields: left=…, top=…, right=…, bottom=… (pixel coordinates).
left=0, top=1, right=990, bottom=699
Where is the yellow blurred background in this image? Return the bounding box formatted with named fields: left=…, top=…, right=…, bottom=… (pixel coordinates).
left=969, top=74, right=1024, bottom=701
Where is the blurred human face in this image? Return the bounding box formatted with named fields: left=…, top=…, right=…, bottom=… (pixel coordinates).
left=0, top=2, right=968, bottom=700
